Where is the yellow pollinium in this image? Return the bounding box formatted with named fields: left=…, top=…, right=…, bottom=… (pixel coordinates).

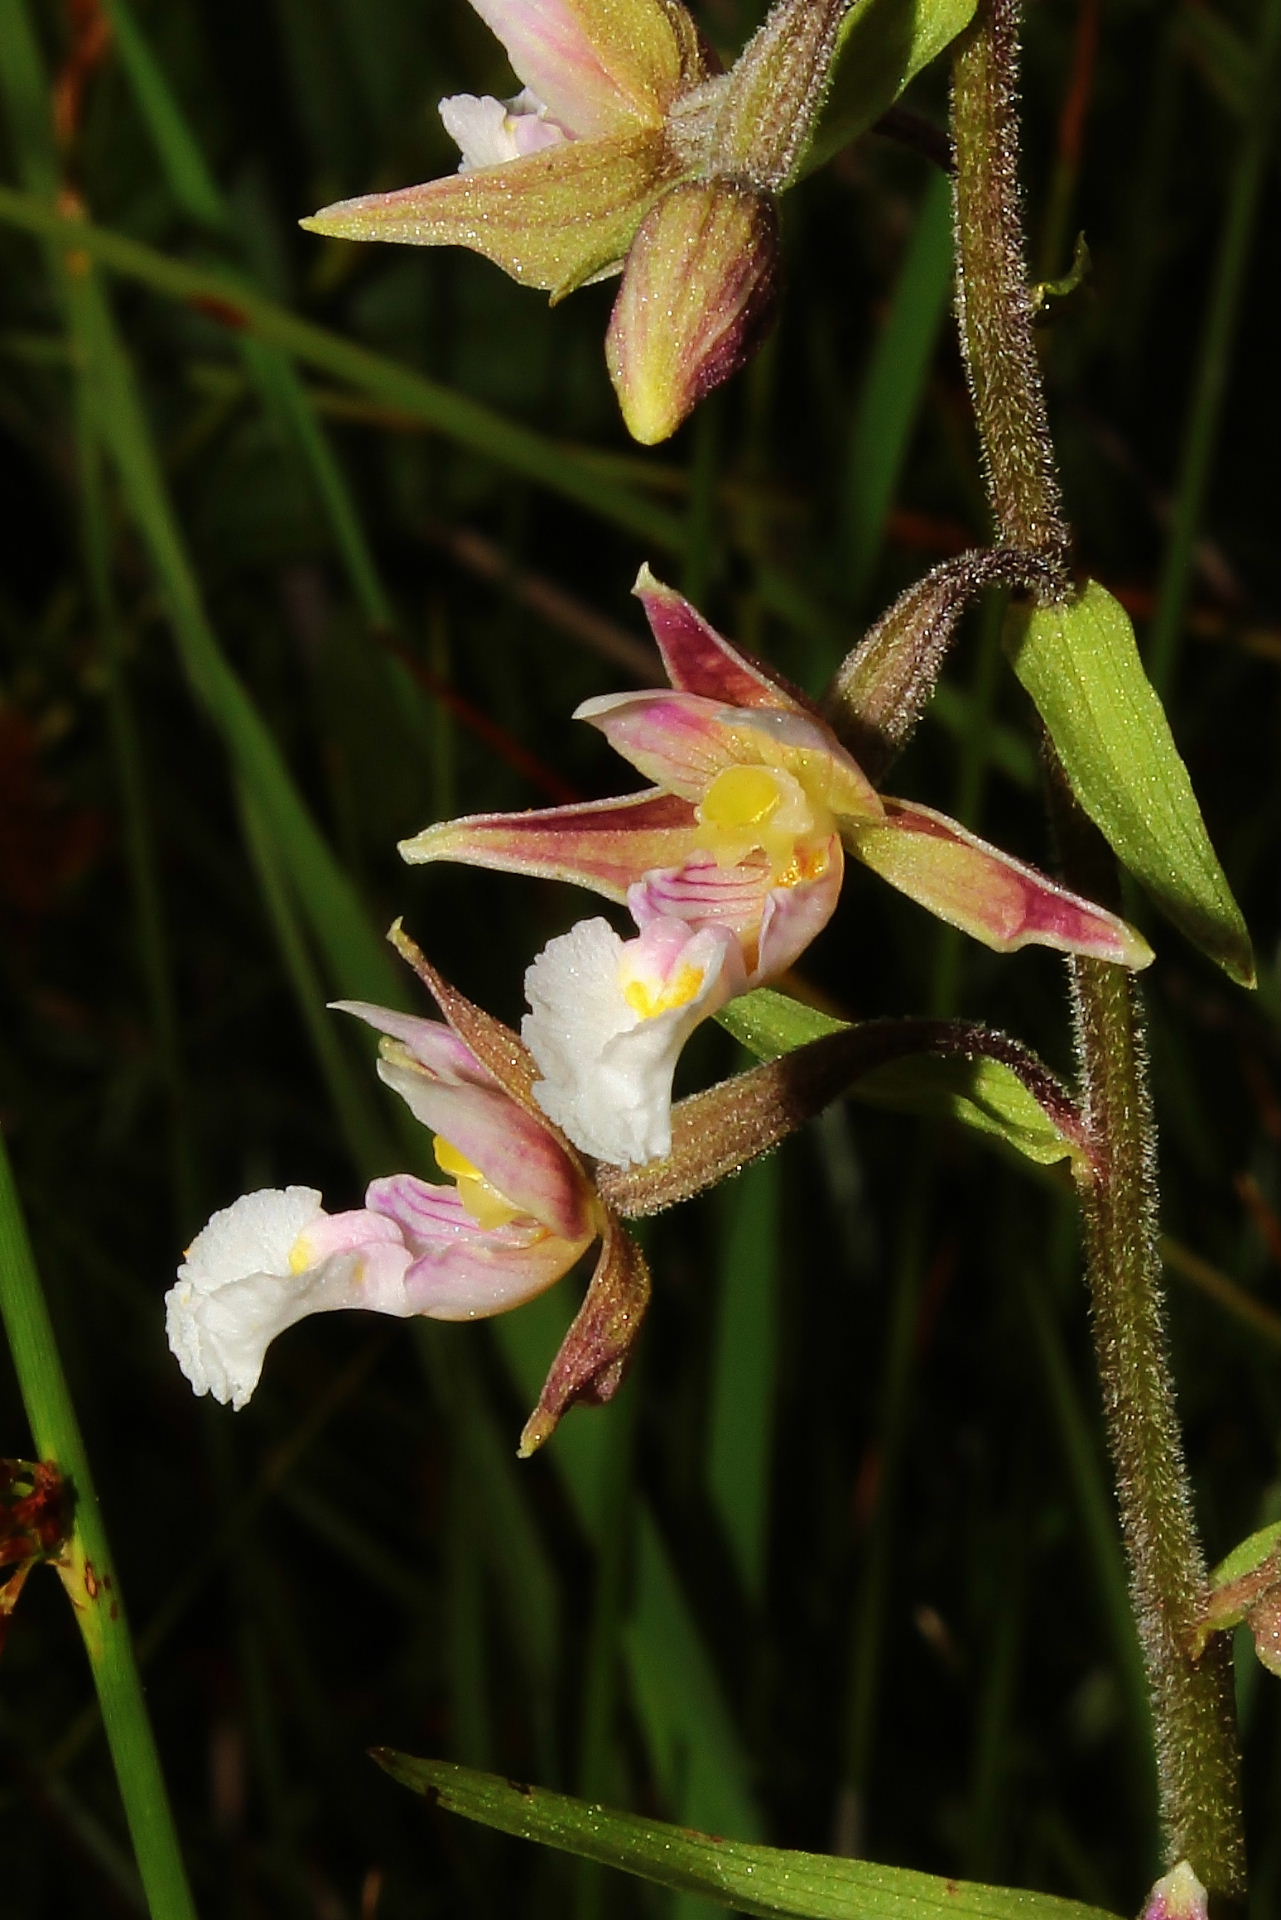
left=696, top=761, right=830, bottom=879
left=434, top=1134, right=524, bottom=1230
left=699, top=763, right=785, bottom=832
left=622, top=959, right=706, bottom=1020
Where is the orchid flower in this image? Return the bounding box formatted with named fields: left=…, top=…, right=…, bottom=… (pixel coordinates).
left=166, top=942, right=650, bottom=1453
left=400, top=568, right=1152, bottom=1165
left=301, top=0, right=850, bottom=442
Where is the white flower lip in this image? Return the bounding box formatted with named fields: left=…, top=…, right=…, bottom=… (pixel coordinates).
left=522, top=915, right=742, bottom=1167
left=166, top=1187, right=326, bottom=1411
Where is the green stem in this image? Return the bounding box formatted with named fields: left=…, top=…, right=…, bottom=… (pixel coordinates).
left=0, top=1133, right=200, bottom=1920
left=951, top=0, right=1245, bottom=1895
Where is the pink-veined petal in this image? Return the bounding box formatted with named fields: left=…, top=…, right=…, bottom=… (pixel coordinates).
left=632, top=563, right=806, bottom=708
left=847, top=798, right=1155, bottom=966
left=606, top=179, right=780, bottom=443
left=302, top=130, right=673, bottom=297
left=399, top=787, right=700, bottom=898
left=467, top=0, right=705, bottom=139
left=368, top=1173, right=591, bottom=1318
left=627, top=837, right=842, bottom=980
left=375, top=1059, right=593, bottom=1241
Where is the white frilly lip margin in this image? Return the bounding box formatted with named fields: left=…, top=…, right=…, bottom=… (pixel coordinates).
left=164, top=1187, right=409, bottom=1412
left=523, top=915, right=744, bottom=1168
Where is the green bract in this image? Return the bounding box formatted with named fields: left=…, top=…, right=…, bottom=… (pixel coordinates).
left=719, top=988, right=1085, bottom=1171
left=803, top=0, right=980, bottom=172
left=1005, top=581, right=1254, bottom=986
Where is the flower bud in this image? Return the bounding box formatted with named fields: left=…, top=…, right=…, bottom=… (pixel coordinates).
left=605, top=180, right=779, bottom=443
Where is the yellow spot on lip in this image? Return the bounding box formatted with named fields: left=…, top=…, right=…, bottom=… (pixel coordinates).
left=622, top=959, right=706, bottom=1020
left=434, top=1134, right=525, bottom=1230
left=288, top=1234, right=315, bottom=1275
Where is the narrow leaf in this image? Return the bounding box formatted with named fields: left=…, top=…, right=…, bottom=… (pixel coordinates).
left=1005, top=581, right=1253, bottom=985
left=374, top=1753, right=1120, bottom=1920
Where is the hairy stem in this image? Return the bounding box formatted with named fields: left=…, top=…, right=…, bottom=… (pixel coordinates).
left=951, top=0, right=1245, bottom=1895
left=1070, top=944, right=1244, bottom=1896
left=951, top=0, right=1070, bottom=580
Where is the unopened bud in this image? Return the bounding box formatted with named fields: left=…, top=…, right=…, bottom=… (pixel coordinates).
left=606, top=180, right=779, bottom=443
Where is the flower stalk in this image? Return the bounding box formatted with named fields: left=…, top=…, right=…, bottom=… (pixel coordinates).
left=950, top=0, right=1245, bottom=1894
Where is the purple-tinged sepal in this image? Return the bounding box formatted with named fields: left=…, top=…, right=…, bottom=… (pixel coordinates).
left=519, top=1213, right=652, bottom=1456
left=606, top=179, right=780, bottom=442
left=845, top=798, right=1155, bottom=967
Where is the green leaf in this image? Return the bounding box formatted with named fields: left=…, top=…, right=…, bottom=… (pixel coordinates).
left=805, top=0, right=979, bottom=173
left=1005, top=581, right=1254, bottom=986
left=851, top=1055, right=1082, bottom=1169
left=374, top=1754, right=1120, bottom=1920
left=718, top=987, right=847, bottom=1059
left=1209, top=1520, right=1281, bottom=1591
left=718, top=991, right=1084, bottom=1170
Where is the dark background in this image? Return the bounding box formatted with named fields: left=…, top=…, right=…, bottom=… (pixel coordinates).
left=1, top=0, right=1278, bottom=1915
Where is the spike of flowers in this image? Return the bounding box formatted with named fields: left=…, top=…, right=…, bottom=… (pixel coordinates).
left=400, top=567, right=1152, bottom=1164
left=301, top=0, right=852, bottom=440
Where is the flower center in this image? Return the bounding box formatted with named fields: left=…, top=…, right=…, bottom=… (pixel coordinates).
left=620, top=959, right=706, bottom=1020
left=433, top=1134, right=525, bottom=1230
left=695, top=763, right=826, bottom=878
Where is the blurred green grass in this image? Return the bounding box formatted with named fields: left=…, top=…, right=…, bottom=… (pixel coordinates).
left=0, top=1, right=1278, bottom=1916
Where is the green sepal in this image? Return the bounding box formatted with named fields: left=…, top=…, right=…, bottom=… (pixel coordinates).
left=1005, top=581, right=1254, bottom=986
left=374, top=1751, right=1121, bottom=1920
left=718, top=990, right=1084, bottom=1171
left=801, top=0, right=979, bottom=174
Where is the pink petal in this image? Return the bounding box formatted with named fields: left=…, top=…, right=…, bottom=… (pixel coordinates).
left=577, top=690, right=881, bottom=819
left=629, top=836, right=843, bottom=982
left=574, top=690, right=757, bottom=796
left=302, top=130, right=673, bottom=298
left=848, top=798, right=1156, bottom=966
left=331, top=1001, right=490, bottom=1084
left=399, top=787, right=700, bottom=899
left=467, top=0, right=704, bottom=139
left=375, top=1059, right=593, bottom=1242
left=753, top=840, right=844, bottom=981
left=632, top=564, right=806, bottom=709
left=367, top=1173, right=590, bottom=1319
